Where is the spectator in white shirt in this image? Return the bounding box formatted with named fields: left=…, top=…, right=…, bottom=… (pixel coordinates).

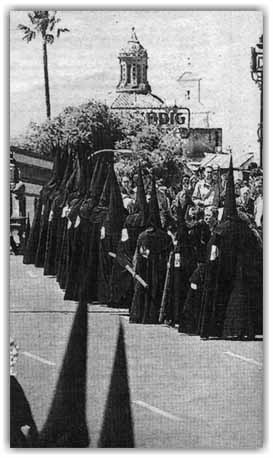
left=192, top=166, right=219, bottom=207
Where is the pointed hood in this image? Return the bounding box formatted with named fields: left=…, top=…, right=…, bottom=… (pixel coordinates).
left=98, top=164, right=113, bottom=208
left=176, top=203, right=191, bottom=244
left=98, top=321, right=134, bottom=448
left=134, top=164, right=148, bottom=225
left=70, top=153, right=81, bottom=194
left=177, top=199, right=188, bottom=226
left=55, top=146, right=68, bottom=187
left=146, top=174, right=162, bottom=229
left=87, top=153, right=112, bottom=208
left=43, top=145, right=61, bottom=192
left=221, top=156, right=238, bottom=222
left=59, top=145, right=74, bottom=191
left=38, top=297, right=90, bottom=447
left=108, top=167, right=126, bottom=249
left=78, top=146, right=90, bottom=197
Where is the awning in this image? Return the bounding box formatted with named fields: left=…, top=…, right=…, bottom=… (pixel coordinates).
left=198, top=152, right=254, bottom=170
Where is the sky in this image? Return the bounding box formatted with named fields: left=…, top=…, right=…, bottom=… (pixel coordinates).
left=10, top=10, right=262, bottom=159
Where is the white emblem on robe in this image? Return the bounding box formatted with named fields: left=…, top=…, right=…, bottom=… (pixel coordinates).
left=140, top=245, right=150, bottom=258
left=62, top=205, right=69, bottom=218
left=174, top=253, right=181, bottom=267
left=100, top=226, right=105, bottom=240
left=74, top=215, right=81, bottom=228
left=121, top=228, right=129, bottom=242
left=48, top=209, right=54, bottom=222
left=210, top=244, right=219, bottom=261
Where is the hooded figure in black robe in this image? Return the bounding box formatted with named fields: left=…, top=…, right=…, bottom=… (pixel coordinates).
left=199, top=157, right=263, bottom=339
left=80, top=163, right=113, bottom=302
left=164, top=203, right=197, bottom=326
left=64, top=150, right=110, bottom=302
left=44, top=144, right=76, bottom=276
left=97, top=165, right=126, bottom=303
left=35, top=146, right=68, bottom=268
left=56, top=151, right=82, bottom=289
left=80, top=154, right=115, bottom=304
left=187, top=206, right=211, bottom=265
left=176, top=206, right=211, bottom=334
left=109, top=164, right=148, bottom=308
left=22, top=145, right=63, bottom=265
left=130, top=174, right=173, bottom=324
left=178, top=262, right=206, bottom=335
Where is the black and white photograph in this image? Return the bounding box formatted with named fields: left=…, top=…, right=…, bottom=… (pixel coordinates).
left=8, top=5, right=265, bottom=449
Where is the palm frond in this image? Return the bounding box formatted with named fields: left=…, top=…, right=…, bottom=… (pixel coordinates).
left=57, top=27, right=70, bottom=37
left=22, top=30, right=36, bottom=43
left=45, top=33, right=55, bottom=44
left=17, top=24, right=31, bottom=32
left=49, top=17, right=61, bottom=32
left=18, top=24, right=36, bottom=42
left=27, top=13, right=36, bottom=24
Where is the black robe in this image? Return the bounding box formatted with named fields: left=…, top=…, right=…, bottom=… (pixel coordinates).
left=34, top=197, right=52, bottom=268
left=109, top=214, right=146, bottom=309
left=97, top=213, right=115, bottom=304
left=23, top=197, right=42, bottom=265
left=56, top=219, right=69, bottom=290
left=56, top=158, right=83, bottom=288
left=130, top=228, right=173, bottom=324
left=23, top=145, right=66, bottom=266
left=178, top=263, right=206, bottom=335
left=199, top=218, right=263, bottom=339
left=64, top=198, right=86, bottom=301
left=222, top=225, right=263, bottom=339
left=165, top=225, right=196, bottom=325
left=35, top=148, right=68, bottom=269
left=43, top=197, right=62, bottom=276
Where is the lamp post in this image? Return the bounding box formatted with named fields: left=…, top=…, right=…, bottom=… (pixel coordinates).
left=250, top=34, right=263, bottom=168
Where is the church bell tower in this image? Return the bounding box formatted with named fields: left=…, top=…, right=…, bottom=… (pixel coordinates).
left=116, top=27, right=151, bottom=94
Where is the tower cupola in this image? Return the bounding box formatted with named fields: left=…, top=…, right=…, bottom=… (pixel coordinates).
left=116, top=27, right=151, bottom=94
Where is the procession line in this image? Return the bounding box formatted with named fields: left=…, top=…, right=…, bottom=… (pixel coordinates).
left=22, top=351, right=56, bottom=366
left=223, top=351, right=263, bottom=369
left=133, top=400, right=181, bottom=422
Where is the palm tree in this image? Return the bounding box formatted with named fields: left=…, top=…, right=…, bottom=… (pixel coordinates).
left=18, top=11, right=69, bottom=119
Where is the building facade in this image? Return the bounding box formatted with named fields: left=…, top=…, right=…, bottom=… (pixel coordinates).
left=111, top=28, right=223, bottom=159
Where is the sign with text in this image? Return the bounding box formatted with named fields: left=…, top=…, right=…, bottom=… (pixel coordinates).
left=146, top=107, right=190, bottom=138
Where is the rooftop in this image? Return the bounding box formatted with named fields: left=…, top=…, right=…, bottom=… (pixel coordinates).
left=111, top=92, right=164, bottom=110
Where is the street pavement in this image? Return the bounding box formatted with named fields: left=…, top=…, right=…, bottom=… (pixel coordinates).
left=10, top=255, right=263, bottom=449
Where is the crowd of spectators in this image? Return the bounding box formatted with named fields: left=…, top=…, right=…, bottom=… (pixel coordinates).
left=118, top=162, right=263, bottom=235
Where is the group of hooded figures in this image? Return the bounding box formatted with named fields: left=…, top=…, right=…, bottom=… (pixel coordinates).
left=23, top=145, right=263, bottom=340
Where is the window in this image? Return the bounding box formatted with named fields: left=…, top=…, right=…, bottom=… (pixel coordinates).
left=127, top=63, right=131, bottom=83
left=121, top=63, right=126, bottom=81
left=137, top=64, right=141, bottom=84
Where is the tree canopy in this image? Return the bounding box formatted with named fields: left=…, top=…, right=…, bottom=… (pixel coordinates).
left=15, top=100, right=190, bottom=186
